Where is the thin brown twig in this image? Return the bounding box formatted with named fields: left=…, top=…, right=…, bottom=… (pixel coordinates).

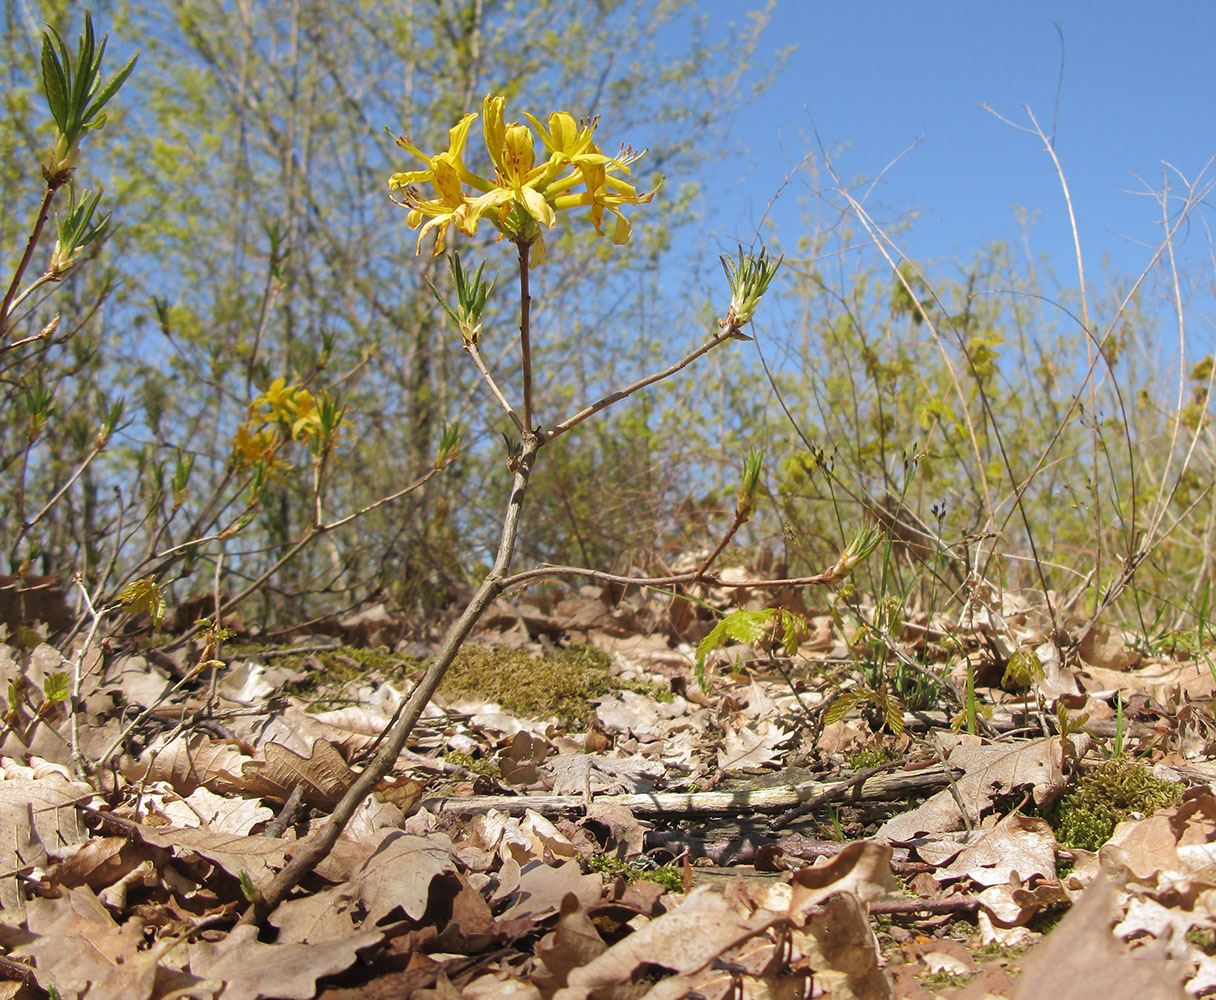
left=772, top=757, right=909, bottom=828
left=547, top=322, right=745, bottom=442
left=466, top=340, right=523, bottom=431
left=0, top=183, right=61, bottom=340
left=519, top=241, right=534, bottom=431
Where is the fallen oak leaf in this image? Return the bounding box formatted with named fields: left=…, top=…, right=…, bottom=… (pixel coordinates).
left=15, top=886, right=201, bottom=1000
left=557, top=884, right=778, bottom=994
left=188, top=923, right=381, bottom=1000
left=351, top=830, right=459, bottom=927
left=716, top=721, right=793, bottom=775
left=0, top=768, right=93, bottom=917
left=241, top=737, right=356, bottom=809
left=926, top=813, right=1058, bottom=887
left=120, top=732, right=251, bottom=797
left=878, top=734, right=1088, bottom=840
left=129, top=823, right=292, bottom=894
left=535, top=892, right=609, bottom=989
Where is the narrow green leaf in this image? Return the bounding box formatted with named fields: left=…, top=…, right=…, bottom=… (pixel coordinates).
left=83, top=52, right=138, bottom=125
left=40, top=35, right=69, bottom=130
left=780, top=610, right=800, bottom=656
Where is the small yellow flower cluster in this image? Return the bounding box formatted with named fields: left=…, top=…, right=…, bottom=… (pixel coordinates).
left=229, top=378, right=324, bottom=470
left=389, top=94, right=658, bottom=264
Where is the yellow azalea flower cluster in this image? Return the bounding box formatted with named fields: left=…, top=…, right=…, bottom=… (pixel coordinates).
left=229, top=378, right=324, bottom=470
left=389, top=94, right=658, bottom=264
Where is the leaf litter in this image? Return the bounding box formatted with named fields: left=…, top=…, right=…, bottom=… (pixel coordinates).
left=2, top=573, right=1216, bottom=997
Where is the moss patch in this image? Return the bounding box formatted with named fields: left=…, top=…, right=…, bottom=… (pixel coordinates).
left=438, top=642, right=669, bottom=728
left=846, top=746, right=892, bottom=770
left=1047, top=757, right=1183, bottom=851
left=588, top=855, right=683, bottom=892
left=443, top=749, right=501, bottom=779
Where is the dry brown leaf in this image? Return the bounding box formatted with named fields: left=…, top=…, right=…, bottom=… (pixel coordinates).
left=463, top=974, right=543, bottom=999
left=15, top=886, right=174, bottom=1000
left=594, top=689, right=688, bottom=741
left=535, top=892, right=609, bottom=989
left=269, top=883, right=361, bottom=944
left=800, top=894, right=893, bottom=1000
left=466, top=807, right=579, bottom=866
left=933, top=814, right=1058, bottom=887
left=878, top=735, right=1086, bottom=840
left=120, top=732, right=251, bottom=797
left=353, top=830, right=459, bottom=926
left=994, top=874, right=1189, bottom=1000
left=241, top=737, right=354, bottom=808
left=306, top=704, right=393, bottom=755
left=495, top=859, right=605, bottom=925
left=374, top=773, right=426, bottom=814
left=976, top=877, right=1070, bottom=927
left=1078, top=623, right=1140, bottom=670
left=556, top=885, right=775, bottom=995
left=55, top=836, right=159, bottom=892
left=544, top=753, right=665, bottom=795
left=132, top=824, right=291, bottom=893
left=160, top=785, right=274, bottom=834
left=581, top=802, right=647, bottom=857
left=1102, top=786, right=1216, bottom=881
left=788, top=840, right=898, bottom=917
left=716, top=721, right=793, bottom=775
left=188, top=923, right=381, bottom=1000
left=0, top=769, right=93, bottom=916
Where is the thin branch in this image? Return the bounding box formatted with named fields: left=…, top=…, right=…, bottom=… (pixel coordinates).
left=465, top=341, right=523, bottom=431
left=0, top=183, right=60, bottom=341
left=239, top=433, right=542, bottom=926
left=68, top=572, right=107, bottom=778
left=518, top=241, right=534, bottom=431
left=548, top=323, right=745, bottom=442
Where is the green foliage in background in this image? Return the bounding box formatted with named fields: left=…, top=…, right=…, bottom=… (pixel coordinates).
left=0, top=1, right=784, bottom=625
left=1, top=2, right=1213, bottom=655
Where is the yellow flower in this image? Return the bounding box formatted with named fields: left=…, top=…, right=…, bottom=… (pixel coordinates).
left=389, top=94, right=658, bottom=261
left=472, top=94, right=556, bottom=238
left=289, top=388, right=321, bottom=441
left=389, top=113, right=483, bottom=256
left=252, top=377, right=294, bottom=422
left=525, top=110, right=656, bottom=245
left=230, top=422, right=281, bottom=469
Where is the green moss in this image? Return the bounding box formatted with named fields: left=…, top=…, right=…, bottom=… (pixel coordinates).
left=247, top=639, right=669, bottom=724
left=916, top=970, right=977, bottom=991
left=974, top=939, right=1033, bottom=963
left=443, top=749, right=501, bottom=779
left=439, top=642, right=669, bottom=727
left=1187, top=927, right=1216, bottom=954
left=1047, top=758, right=1183, bottom=852
left=588, top=855, right=684, bottom=892
left=846, top=746, right=891, bottom=770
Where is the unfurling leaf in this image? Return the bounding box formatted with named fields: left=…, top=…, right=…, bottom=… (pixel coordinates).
left=823, top=690, right=868, bottom=727
left=42, top=672, right=70, bottom=703
left=238, top=870, right=262, bottom=903
left=117, top=576, right=166, bottom=627
left=1003, top=648, right=1044, bottom=689
left=695, top=608, right=777, bottom=672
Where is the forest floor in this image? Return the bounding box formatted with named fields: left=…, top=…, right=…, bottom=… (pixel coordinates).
left=0, top=568, right=1212, bottom=999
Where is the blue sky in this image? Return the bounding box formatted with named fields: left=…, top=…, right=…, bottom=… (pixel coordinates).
left=698, top=1, right=1216, bottom=310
